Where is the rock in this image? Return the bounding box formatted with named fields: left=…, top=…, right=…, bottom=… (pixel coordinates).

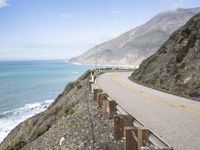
left=109, top=133, right=114, bottom=139
left=59, top=137, right=65, bottom=146
left=183, top=76, right=192, bottom=84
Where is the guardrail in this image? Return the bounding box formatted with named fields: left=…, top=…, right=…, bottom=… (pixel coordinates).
left=90, top=73, right=174, bottom=150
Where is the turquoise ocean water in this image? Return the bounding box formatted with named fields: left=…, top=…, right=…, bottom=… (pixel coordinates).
left=0, top=60, right=90, bottom=142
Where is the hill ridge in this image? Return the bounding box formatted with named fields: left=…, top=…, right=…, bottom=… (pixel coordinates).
left=70, top=7, right=200, bottom=67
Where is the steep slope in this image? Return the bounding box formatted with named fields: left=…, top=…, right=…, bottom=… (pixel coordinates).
left=0, top=71, right=90, bottom=150
left=131, top=12, right=200, bottom=101
left=0, top=71, right=122, bottom=150
left=70, top=8, right=200, bottom=67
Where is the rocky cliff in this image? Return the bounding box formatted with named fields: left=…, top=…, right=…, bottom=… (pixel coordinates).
left=70, top=8, right=200, bottom=67
left=131, top=12, right=200, bottom=101
left=0, top=71, right=122, bottom=150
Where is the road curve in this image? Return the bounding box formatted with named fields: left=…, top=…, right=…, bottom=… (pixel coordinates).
left=96, top=72, right=200, bottom=150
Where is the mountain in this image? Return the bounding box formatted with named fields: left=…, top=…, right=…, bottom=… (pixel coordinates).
left=70, top=8, right=200, bottom=67
left=131, top=12, right=200, bottom=101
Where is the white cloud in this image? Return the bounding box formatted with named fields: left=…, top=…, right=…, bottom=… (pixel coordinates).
left=159, top=0, right=184, bottom=10
left=111, top=8, right=121, bottom=14
left=61, top=13, right=74, bottom=19
left=171, top=0, right=183, bottom=9
left=0, top=0, right=8, bottom=8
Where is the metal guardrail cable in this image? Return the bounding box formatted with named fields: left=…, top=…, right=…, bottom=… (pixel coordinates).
left=149, top=132, right=171, bottom=148
left=133, top=119, right=144, bottom=128
left=116, top=105, right=128, bottom=115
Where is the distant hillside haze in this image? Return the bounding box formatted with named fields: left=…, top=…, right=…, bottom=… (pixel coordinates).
left=131, top=11, right=200, bottom=101
left=70, top=7, right=200, bottom=67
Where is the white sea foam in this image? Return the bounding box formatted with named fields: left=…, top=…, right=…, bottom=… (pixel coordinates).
left=70, top=62, right=83, bottom=65
left=0, top=100, right=53, bottom=143
left=63, top=60, right=84, bottom=66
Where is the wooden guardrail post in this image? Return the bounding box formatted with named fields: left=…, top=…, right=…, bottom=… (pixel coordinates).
left=124, top=127, right=137, bottom=150
left=101, top=99, right=117, bottom=120
left=114, top=114, right=134, bottom=140
left=109, top=100, right=117, bottom=119
left=92, top=81, right=173, bottom=150
left=97, top=93, right=108, bottom=107
left=94, top=89, right=103, bottom=101
left=124, top=127, right=149, bottom=150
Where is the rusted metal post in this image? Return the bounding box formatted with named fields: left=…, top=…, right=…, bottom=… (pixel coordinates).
left=114, top=114, right=134, bottom=140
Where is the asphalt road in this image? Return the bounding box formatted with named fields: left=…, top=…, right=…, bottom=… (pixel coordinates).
left=96, top=72, right=200, bottom=150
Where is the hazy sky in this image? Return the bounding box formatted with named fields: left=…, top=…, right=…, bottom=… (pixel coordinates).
left=0, top=0, right=200, bottom=60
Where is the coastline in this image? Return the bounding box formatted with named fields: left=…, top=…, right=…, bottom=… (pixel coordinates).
left=0, top=70, right=123, bottom=150
left=0, top=60, right=90, bottom=144
left=69, top=61, right=137, bottom=69
left=0, top=100, right=53, bottom=143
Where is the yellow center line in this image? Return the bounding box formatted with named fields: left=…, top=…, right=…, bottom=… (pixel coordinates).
left=111, top=73, right=200, bottom=116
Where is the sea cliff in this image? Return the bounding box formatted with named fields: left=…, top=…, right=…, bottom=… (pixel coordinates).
left=0, top=70, right=122, bottom=150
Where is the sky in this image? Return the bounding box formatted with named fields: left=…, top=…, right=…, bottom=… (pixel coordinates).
left=0, top=0, right=200, bottom=60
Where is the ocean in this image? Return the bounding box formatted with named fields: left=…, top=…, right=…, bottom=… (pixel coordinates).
left=0, top=60, right=90, bottom=142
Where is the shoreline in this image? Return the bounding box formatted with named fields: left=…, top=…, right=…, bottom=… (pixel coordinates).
left=69, top=61, right=138, bottom=69
left=0, top=70, right=123, bottom=149
left=0, top=60, right=90, bottom=144
left=0, top=100, right=53, bottom=143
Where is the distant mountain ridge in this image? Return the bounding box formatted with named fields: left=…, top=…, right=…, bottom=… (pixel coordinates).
left=70, top=7, right=200, bottom=67
left=131, top=11, right=200, bottom=101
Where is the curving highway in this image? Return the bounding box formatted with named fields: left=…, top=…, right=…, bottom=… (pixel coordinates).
left=96, top=72, right=200, bottom=150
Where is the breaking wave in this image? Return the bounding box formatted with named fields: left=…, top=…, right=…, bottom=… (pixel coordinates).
left=0, top=100, right=53, bottom=143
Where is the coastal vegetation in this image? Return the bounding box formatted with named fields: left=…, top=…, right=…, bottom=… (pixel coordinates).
left=131, top=12, right=200, bottom=101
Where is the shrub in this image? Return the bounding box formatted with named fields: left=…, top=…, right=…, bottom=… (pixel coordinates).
left=6, top=140, right=27, bottom=150
left=189, top=91, right=200, bottom=97
left=30, top=124, right=51, bottom=141
left=65, top=105, right=75, bottom=116
left=194, top=82, right=200, bottom=89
